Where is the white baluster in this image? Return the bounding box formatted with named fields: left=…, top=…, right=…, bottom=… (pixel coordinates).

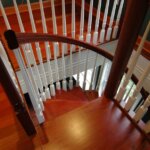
left=51, top=0, right=60, bottom=56
left=89, top=54, right=98, bottom=90
left=144, top=120, right=150, bottom=134
left=125, top=64, right=150, bottom=111
left=83, top=0, right=93, bottom=90
left=62, top=0, right=68, bottom=55
left=39, top=0, right=56, bottom=96
left=97, top=58, right=107, bottom=95
left=86, top=0, right=93, bottom=42
left=0, top=0, right=46, bottom=101
left=50, top=0, right=61, bottom=90
left=112, top=0, right=124, bottom=39
left=93, top=0, right=102, bottom=44
left=22, top=45, right=44, bottom=110
left=99, top=0, right=110, bottom=43
left=61, top=0, right=68, bottom=91
left=133, top=95, right=150, bottom=122
left=69, top=0, right=76, bottom=90
left=0, top=0, right=11, bottom=29
left=106, top=0, right=118, bottom=41
left=14, top=48, right=45, bottom=123
left=116, top=22, right=150, bottom=101
left=13, top=0, right=51, bottom=99
left=27, top=0, right=51, bottom=99
left=90, top=0, right=102, bottom=89
left=76, top=0, right=85, bottom=86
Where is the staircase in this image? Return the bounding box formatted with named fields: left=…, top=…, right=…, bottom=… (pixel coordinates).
left=0, top=0, right=150, bottom=149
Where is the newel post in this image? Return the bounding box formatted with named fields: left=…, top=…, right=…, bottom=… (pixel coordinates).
left=104, top=0, right=149, bottom=99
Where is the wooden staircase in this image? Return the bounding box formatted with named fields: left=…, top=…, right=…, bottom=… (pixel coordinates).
left=0, top=0, right=150, bottom=149
left=31, top=86, right=98, bottom=124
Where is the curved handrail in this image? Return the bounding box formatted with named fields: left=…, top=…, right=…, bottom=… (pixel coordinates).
left=14, top=32, right=113, bottom=61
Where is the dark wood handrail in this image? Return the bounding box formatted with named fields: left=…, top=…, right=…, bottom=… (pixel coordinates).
left=14, top=32, right=113, bottom=60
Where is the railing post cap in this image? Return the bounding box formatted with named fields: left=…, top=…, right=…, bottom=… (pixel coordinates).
left=4, top=30, right=19, bottom=50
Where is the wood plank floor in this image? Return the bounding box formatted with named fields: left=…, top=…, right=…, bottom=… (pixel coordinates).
left=1, top=83, right=150, bottom=150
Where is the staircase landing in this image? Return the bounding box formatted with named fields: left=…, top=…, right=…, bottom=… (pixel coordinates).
left=39, top=97, right=150, bottom=150
left=0, top=84, right=150, bottom=150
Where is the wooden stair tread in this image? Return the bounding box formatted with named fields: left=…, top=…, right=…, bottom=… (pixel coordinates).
left=51, top=87, right=89, bottom=102
left=39, top=97, right=150, bottom=149
left=44, top=99, right=88, bottom=120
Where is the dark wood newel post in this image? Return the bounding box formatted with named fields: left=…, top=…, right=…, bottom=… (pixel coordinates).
left=104, top=0, right=149, bottom=99
left=0, top=57, right=36, bottom=136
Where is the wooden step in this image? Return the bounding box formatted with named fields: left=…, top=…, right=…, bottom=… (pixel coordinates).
left=44, top=100, right=88, bottom=120
left=51, top=87, right=88, bottom=101
left=32, top=86, right=89, bottom=124
left=38, top=97, right=150, bottom=149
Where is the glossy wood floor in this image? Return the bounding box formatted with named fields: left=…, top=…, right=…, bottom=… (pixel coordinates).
left=0, top=83, right=150, bottom=150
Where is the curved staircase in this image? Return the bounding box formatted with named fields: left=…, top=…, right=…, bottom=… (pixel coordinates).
left=0, top=0, right=150, bottom=150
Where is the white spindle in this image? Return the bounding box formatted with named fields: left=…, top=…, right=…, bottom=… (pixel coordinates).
left=0, top=0, right=44, bottom=110
left=62, top=0, right=68, bottom=54
left=22, top=45, right=45, bottom=110
left=144, top=120, right=150, bottom=134
left=51, top=0, right=60, bottom=57
left=0, top=0, right=11, bottom=29
left=39, top=0, right=56, bottom=96
left=125, top=64, right=150, bottom=111
left=13, top=0, right=46, bottom=105
left=83, top=0, right=93, bottom=90
left=116, top=22, right=150, bottom=102
left=133, top=95, right=150, bottom=122
left=99, top=0, right=110, bottom=43
left=69, top=0, right=76, bottom=90
left=86, top=0, right=93, bottom=42
left=112, top=0, right=124, bottom=39
left=90, top=0, right=102, bottom=89
left=89, top=54, right=98, bottom=90
left=79, top=0, right=85, bottom=41
left=93, top=0, right=102, bottom=44
left=61, top=0, right=68, bottom=91
left=98, top=59, right=111, bottom=96
left=13, top=48, right=45, bottom=123
left=50, top=0, right=61, bottom=90
left=97, top=58, right=106, bottom=92
left=13, top=0, right=51, bottom=99
left=106, top=0, right=118, bottom=41
left=76, top=0, right=85, bottom=86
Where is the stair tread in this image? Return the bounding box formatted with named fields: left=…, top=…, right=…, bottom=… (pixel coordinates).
left=44, top=99, right=88, bottom=120
left=39, top=97, right=150, bottom=149
left=51, top=87, right=89, bottom=101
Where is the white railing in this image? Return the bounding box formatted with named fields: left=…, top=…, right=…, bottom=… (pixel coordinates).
left=115, top=22, right=150, bottom=134
left=0, top=0, right=125, bottom=124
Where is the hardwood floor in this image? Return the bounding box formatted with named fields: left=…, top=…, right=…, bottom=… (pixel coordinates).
left=0, top=1, right=150, bottom=149
left=0, top=83, right=150, bottom=150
